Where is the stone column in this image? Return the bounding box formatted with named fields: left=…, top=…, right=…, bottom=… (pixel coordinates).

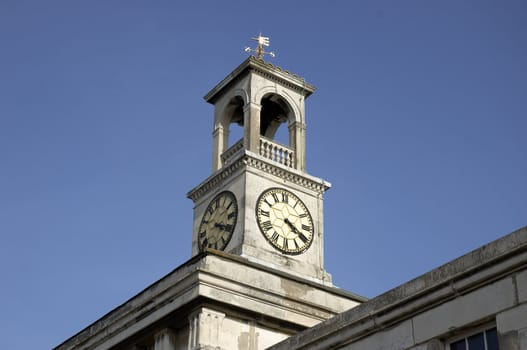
left=243, top=102, right=261, bottom=154
left=154, top=328, right=177, bottom=350
left=212, top=124, right=229, bottom=171
left=188, top=307, right=225, bottom=350
left=289, top=121, right=306, bottom=171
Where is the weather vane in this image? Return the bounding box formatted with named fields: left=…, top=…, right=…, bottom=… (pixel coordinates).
left=244, top=33, right=275, bottom=60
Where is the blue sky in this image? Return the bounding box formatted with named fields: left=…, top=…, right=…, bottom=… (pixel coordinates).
left=1, top=1, right=526, bottom=349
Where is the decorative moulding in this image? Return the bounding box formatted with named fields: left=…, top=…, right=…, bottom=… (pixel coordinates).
left=187, top=150, right=330, bottom=202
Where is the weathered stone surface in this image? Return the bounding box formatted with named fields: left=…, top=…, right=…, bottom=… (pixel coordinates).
left=339, top=320, right=414, bottom=350
left=153, top=329, right=176, bottom=350
left=497, top=302, right=527, bottom=332
left=425, top=338, right=444, bottom=350
left=54, top=251, right=362, bottom=350
left=520, top=329, right=527, bottom=350
left=188, top=151, right=334, bottom=283
left=499, top=330, right=521, bottom=350
left=406, top=339, right=443, bottom=350
left=270, top=227, right=527, bottom=350
left=517, top=268, right=527, bottom=303
left=413, top=278, right=516, bottom=343
left=407, top=345, right=427, bottom=350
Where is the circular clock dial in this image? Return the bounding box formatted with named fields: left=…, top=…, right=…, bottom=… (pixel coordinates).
left=256, top=188, right=314, bottom=255
left=198, top=191, right=238, bottom=252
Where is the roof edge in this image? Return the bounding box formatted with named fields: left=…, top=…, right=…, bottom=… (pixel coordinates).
left=204, top=56, right=316, bottom=104
left=270, top=225, right=527, bottom=349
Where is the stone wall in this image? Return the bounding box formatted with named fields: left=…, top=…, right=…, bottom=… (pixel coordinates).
left=270, top=226, right=527, bottom=350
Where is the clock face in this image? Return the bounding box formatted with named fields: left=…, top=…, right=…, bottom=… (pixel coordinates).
left=198, top=191, right=238, bottom=252
left=256, top=188, right=314, bottom=255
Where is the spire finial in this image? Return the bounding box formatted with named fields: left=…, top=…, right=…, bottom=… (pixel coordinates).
left=244, top=33, right=276, bottom=60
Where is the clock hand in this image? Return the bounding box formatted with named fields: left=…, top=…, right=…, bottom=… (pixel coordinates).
left=284, top=218, right=300, bottom=235
left=214, top=223, right=227, bottom=230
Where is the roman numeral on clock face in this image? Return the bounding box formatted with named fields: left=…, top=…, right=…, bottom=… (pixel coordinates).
left=259, top=210, right=270, bottom=217
left=287, top=239, right=299, bottom=250
left=261, top=221, right=273, bottom=231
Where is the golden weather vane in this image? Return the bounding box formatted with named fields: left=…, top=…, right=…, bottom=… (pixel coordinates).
left=244, top=33, right=276, bottom=60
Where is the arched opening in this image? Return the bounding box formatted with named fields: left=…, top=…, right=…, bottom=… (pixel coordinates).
left=256, top=94, right=299, bottom=169
left=224, top=96, right=245, bottom=147
left=214, top=92, right=301, bottom=171
left=260, top=94, right=291, bottom=146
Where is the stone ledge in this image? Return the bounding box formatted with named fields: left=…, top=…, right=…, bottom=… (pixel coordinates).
left=54, top=250, right=364, bottom=350
left=187, top=150, right=331, bottom=202
left=269, top=226, right=527, bottom=350
left=204, top=56, right=315, bottom=104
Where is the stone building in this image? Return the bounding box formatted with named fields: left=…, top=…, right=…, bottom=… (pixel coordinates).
left=54, top=50, right=527, bottom=350
left=270, top=226, right=527, bottom=350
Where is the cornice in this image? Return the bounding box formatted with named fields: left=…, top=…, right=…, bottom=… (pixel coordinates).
left=249, top=57, right=315, bottom=96
left=204, top=56, right=316, bottom=104
left=187, top=151, right=331, bottom=202
left=269, top=226, right=527, bottom=350
left=54, top=250, right=365, bottom=350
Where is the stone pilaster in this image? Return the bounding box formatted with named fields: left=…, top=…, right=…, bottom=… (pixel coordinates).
left=212, top=124, right=229, bottom=171
left=497, top=302, right=527, bottom=350
left=237, top=321, right=259, bottom=350
left=289, top=121, right=306, bottom=171
left=243, top=102, right=261, bottom=153
left=154, top=328, right=177, bottom=350
left=188, top=307, right=225, bottom=350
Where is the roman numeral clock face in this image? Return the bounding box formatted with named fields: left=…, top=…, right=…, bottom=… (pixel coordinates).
left=198, top=191, right=238, bottom=251
left=256, top=188, right=314, bottom=255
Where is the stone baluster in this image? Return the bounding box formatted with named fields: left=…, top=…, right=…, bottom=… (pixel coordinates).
left=259, top=137, right=295, bottom=168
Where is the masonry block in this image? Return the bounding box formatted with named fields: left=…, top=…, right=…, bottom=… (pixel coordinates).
left=340, top=320, right=414, bottom=350
left=413, top=278, right=516, bottom=343
left=497, top=303, right=527, bottom=333
left=517, top=268, right=527, bottom=303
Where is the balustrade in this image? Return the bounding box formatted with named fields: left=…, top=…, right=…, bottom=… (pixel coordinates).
left=220, top=137, right=295, bottom=168
left=259, top=137, right=295, bottom=168
left=220, top=139, right=243, bottom=165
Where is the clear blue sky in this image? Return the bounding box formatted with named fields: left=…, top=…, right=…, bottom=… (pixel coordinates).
left=1, top=1, right=526, bottom=349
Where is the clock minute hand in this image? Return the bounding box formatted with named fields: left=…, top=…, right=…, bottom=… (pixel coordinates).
left=284, top=218, right=300, bottom=235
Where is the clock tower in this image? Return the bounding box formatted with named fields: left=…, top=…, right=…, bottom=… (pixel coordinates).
left=54, top=37, right=365, bottom=350
left=187, top=45, right=332, bottom=284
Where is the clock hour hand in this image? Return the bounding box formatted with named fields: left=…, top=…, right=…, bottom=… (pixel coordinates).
left=284, top=218, right=300, bottom=235
left=214, top=222, right=227, bottom=230
left=214, top=222, right=233, bottom=232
